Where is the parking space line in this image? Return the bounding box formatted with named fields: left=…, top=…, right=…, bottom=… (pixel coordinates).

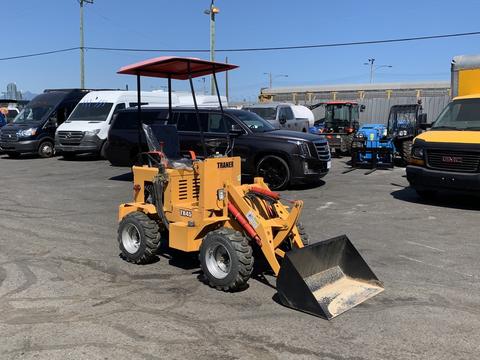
left=406, top=241, right=445, bottom=252
left=398, top=255, right=474, bottom=278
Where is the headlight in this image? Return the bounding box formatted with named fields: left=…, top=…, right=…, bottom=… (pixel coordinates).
left=288, top=140, right=311, bottom=157
left=412, top=147, right=424, bottom=159
left=382, top=129, right=388, bottom=137
left=17, top=128, right=37, bottom=137
left=85, top=129, right=100, bottom=136
left=356, top=132, right=365, bottom=139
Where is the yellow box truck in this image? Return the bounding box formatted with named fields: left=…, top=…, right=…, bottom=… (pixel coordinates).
left=406, top=55, right=480, bottom=198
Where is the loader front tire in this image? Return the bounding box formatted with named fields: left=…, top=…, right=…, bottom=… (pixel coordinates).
left=200, top=228, right=253, bottom=292
left=118, top=211, right=161, bottom=264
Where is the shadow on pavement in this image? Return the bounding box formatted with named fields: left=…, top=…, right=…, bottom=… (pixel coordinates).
left=1, top=154, right=39, bottom=160
left=288, top=179, right=326, bottom=191
left=391, top=187, right=480, bottom=211
left=57, top=154, right=104, bottom=162
left=109, top=172, right=133, bottom=182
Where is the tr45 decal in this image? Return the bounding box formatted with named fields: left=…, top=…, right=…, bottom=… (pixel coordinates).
left=180, top=209, right=192, bottom=217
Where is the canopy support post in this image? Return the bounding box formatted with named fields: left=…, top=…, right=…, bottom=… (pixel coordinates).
left=168, top=76, right=172, bottom=121
left=188, top=60, right=207, bottom=158
left=137, top=73, right=142, bottom=148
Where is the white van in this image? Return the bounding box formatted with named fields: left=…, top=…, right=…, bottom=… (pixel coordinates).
left=243, top=103, right=313, bottom=132
left=55, top=90, right=171, bottom=158
left=175, top=92, right=228, bottom=107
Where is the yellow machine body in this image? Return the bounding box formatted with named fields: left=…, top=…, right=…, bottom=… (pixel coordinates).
left=118, top=156, right=303, bottom=273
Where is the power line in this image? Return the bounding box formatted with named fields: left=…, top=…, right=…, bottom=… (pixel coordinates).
left=2, top=30, right=480, bottom=61
left=0, top=47, right=79, bottom=61
left=87, top=30, right=480, bottom=53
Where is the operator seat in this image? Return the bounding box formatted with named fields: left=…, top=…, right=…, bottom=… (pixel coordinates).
left=141, top=123, right=195, bottom=169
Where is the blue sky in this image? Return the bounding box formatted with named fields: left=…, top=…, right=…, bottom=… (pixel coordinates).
left=3, top=0, right=480, bottom=101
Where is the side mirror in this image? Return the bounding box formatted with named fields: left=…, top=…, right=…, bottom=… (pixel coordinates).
left=417, top=113, right=427, bottom=124
left=418, top=122, right=432, bottom=130
left=279, top=114, right=287, bottom=125
left=48, top=118, right=57, bottom=127
left=360, top=105, right=366, bottom=112
left=230, top=124, right=244, bottom=136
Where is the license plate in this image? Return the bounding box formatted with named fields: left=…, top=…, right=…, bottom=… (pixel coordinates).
left=336, top=135, right=341, bottom=138
left=327, top=161, right=331, bottom=169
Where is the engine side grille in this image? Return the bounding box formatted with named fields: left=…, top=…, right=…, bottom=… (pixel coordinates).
left=0, top=129, right=18, bottom=142
left=177, top=177, right=200, bottom=201
left=57, top=131, right=84, bottom=145
left=426, top=150, right=480, bottom=173
left=178, top=179, right=188, bottom=200
left=193, top=178, right=200, bottom=200
left=313, top=140, right=331, bottom=161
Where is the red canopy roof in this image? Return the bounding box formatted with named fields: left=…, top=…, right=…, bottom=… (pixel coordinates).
left=117, top=56, right=238, bottom=80
left=325, top=101, right=358, bottom=105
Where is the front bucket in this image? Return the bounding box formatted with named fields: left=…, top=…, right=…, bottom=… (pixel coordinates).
left=276, top=235, right=383, bottom=320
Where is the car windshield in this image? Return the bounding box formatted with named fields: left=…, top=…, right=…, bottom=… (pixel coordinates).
left=13, top=104, right=53, bottom=124
left=432, top=99, right=480, bottom=130
left=231, top=110, right=275, bottom=132
left=69, top=102, right=113, bottom=121
left=388, top=109, right=417, bottom=132
left=244, top=107, right=277, bottom=120
left=325, top=104, right=353, bottom=128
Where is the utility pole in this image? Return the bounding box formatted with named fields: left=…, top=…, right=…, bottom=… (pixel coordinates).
left=225, top=56, right=229, bottom=102
left=79, top=0, right=93, bottom=89
left=204, top=1, right=219, bottom=95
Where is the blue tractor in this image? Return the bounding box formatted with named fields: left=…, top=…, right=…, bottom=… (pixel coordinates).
left=349, top=124, right=395, bottom=172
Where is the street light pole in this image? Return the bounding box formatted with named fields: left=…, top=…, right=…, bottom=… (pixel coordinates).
left=79, top=0, right=93, bottom=89
left=365, top=58, right=375, bottom=83
left=263, top=72, right=288, bottom=88
left=364, top=58, right=392, bottom=83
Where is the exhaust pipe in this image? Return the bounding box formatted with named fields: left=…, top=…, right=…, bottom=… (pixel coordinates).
left=276, top=235, right=384, bottom=319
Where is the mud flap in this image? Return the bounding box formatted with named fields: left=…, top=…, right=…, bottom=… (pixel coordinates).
left=276, top=235, right=384, bottom=319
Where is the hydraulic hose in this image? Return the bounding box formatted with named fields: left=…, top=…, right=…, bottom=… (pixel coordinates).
left=228, top=203, right=262, bottom=246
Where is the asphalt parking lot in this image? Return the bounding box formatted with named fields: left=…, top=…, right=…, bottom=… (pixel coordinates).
left=0, top=155, right=479, bottom=360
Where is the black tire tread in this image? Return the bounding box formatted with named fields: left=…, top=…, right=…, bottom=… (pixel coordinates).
left=118, top=211, right=160, bottom=264
left=201, top=228, right=253, bottom=292
left=401, top=140, right=413, bottom=164
left=297, top=222, right=309, bottom=246
left=344, top=133, right=355, bottom=155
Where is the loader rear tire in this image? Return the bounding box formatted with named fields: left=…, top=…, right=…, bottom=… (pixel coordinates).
left=118, top=211, right=161, bottom=264
left=200, top=228, right=253, bottom=292
left=297, top=222, right=309, bottom=246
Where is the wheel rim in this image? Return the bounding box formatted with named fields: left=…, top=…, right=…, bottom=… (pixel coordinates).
left=206, top=243, right=231, bottom=279
left=41, top=143, right=53, bottom=157
left=258, top=157, right=288, bottom=189
left=121, top=223, right=141, bottom=254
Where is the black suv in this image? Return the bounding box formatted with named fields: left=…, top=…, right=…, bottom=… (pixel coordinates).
left=105, top=108, right=331, bottom=190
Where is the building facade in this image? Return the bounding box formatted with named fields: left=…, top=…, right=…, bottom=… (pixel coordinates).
left=259, top=82, right=451, bottom=124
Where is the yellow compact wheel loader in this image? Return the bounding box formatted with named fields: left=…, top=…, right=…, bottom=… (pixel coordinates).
left=115, top=56, right=384, bottom=319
